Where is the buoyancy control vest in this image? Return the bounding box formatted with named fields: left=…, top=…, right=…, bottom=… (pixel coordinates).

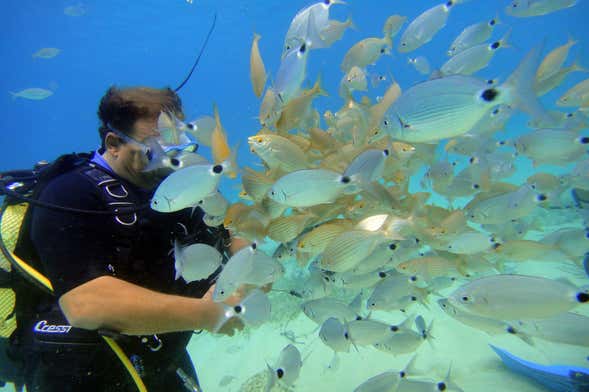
left=0, top=152, right=228, bottom=392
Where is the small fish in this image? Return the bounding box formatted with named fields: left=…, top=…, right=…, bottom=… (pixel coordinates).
left=319, top=17, right=355, bottom=47
left=248, top=133, right=309, bottom=172
left=213, top=289, right=271, bottom=332
left=506, top=0, right=577, bottom=17
left=340, top=66, right=368, bottom=97
left=9, top=88, right=53, bottom=101
left=268, top=169, right=356, bottom=207
left=266, top=344, right=303, bottom=391
left=536, top=36, right=577, bottom=82
left=301, top=297, right=359, bottom=325
left=343, top=149, right=389, bottom=186
left=347, top=318, right=401, bottom=346
left=151, top=163, right=224, bottom=212
left=241, top=167, right=275, bottom=202
left=408, top=56, right=431, bottom=75
left=440, top=30, right=511, bottom=76
left=250, top=33, right=267, bottom=98
left=297, top=220, right=351, bottom=257
left=276, top=77, right=327, bottom=133
left=490, top=344, right=589, bottom=392
left=64, top=3, right=86, bottom=16
left=442, top=231, right=495, bottom=255
left=512, top=312, right=589, bottom=347
left=448, top=274, right=589, bottom=320
left=283, top=0, right=344, bottom=55
left=259, top=88, right=282, bottom=127
left=174, top=241, right=222, bottom=282
left=197, top=190, right=229, bottom=217
left=274, top=42, right=309, bottom=104
left=319, top=317, right=351, bottom=353
left=373, top=318, right=433, bottom=355
left=215, top=244, right=283, bottom=302
left=266, top=213, right=314, bottom=243
left=513, top=128, right=588, bottom=166
left=341, top=37, right=391, bottom=73
left=557, top=77, right=589, bottom=107
left=184, top=115, right=215, bottom=147
left=535, top=59, right=587, bottom=97
left=367, top=274, right=425, bottom=311
left=382, top=15, right=407, bottom=40
left=32, top=48, right=61, bottom=59
left=465, top=184, right=544, bottom=224
left=382, top=44, right=550, bottom=143
left=447, top=15, right=501, bottom=56
left=398, top=1, right=461, bottom=53
left=320, top=230, right=387, bottom=273
left=437, top=298, right=532, bottom=345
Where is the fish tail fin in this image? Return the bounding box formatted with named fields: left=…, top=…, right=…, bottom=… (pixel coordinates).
left=498, top=28, right=513, bottom=50
left=502, top=41, right=552, bottom=127
left=401, top=353, right=420, bottom=378
left=347, top=17, right=357, bottom=32
left=221, top=142, right=240, bottom=179
left=443, top=363, right=465, bottom=392
left=492, top=11, right=502, bottom=26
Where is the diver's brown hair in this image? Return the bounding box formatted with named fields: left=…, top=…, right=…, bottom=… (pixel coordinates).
left=97, top=86, right=185, bottom=147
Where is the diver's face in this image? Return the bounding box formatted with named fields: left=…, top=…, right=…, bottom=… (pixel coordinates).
left=107, top=117, right=162, bottom=188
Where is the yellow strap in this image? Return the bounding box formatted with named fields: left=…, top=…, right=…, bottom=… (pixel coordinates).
left=102, top=336, right=148, bottom=392
left=1, top=204, right=148, bottom=392
left=8, top=251, right=53, bottom=292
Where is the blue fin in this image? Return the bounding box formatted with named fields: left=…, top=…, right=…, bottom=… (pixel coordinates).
left=489, top=344, right=589, bottom=392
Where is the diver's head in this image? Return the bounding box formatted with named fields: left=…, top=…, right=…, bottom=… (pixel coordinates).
left=98, top=86, right=185, bottom=148
left=97, top=86, right=185, bottom=188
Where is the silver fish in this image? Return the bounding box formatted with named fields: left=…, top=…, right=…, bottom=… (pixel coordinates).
left=448, top=274, right=589, bottom=320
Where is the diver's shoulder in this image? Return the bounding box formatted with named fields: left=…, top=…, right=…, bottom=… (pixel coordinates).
left=37, top=165, right=103, bottom=205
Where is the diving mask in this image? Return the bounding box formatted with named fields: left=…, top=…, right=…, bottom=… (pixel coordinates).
left=107, top=111, right=199, bottom=172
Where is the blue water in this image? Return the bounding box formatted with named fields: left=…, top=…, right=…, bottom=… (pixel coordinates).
left=2, top=0, right=588, bottom=173
left=2, top=1, right=589, bottom=391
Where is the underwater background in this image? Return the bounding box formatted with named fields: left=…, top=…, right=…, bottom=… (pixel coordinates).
left=2, top=0, right=589, bottom=391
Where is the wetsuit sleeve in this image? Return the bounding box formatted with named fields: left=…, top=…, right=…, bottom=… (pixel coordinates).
left=31, top=172, right=115, bottom=297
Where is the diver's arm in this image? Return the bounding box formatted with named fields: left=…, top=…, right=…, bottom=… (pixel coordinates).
left=59, top=275, right=231, bottom=336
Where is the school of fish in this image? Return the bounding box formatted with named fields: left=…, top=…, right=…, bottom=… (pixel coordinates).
left=154, top=0, right=589, bottom=390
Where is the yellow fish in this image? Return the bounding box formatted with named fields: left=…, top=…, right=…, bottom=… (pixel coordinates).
left=250, top=33, right=267, bottom=98
left=211, top=104, right=237, bottom=178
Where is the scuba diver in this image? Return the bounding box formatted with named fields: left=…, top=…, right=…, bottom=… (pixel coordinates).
left=2, top=85, right=247, bottom=392
left=0, top=13, right=249, bottom=392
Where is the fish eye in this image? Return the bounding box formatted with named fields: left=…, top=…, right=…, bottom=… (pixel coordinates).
left=390, top=325, right=399, bottom=332
left=170, top=158, right=180, bottom=167
left=460, top=296, right=470, bottom=302
left=380, top=48, right=385, bottom=54
left=437, top=382, right=447, bottom=391
left=277, top=368, right=284, bottom=379
left=234, top=305, right=243, bottom=313
left=186, top=123, right=196, bottom=130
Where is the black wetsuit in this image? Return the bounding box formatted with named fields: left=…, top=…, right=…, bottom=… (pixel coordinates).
left=18, top=155, right=226, bottom=392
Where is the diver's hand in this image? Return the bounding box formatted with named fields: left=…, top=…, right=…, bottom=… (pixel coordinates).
left=201, top=284, right=246, bottom=336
